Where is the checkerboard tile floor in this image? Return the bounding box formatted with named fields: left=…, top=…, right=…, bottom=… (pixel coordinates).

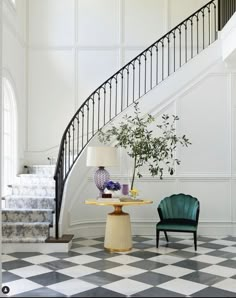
left=2, top=236, right=236, bottom=297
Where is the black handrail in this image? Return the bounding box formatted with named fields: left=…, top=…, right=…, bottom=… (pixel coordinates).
left=54, top=0, right=218, bottom=238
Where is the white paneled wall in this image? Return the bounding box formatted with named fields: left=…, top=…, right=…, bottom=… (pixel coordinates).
left=2, top=0, right=26, bottom=172
left=26, top=0, right=209, bottom=162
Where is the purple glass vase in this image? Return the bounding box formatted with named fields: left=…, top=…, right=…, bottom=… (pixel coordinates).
left=94, top=167, right=110, bottom=197
left=121, top=184, right=129, bottom=196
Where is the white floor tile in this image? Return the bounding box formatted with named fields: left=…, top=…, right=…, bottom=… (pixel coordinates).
left=176, top=240, right=204, bottom=246
left=23, top=255, right=59, bottom=264
left=105, top=265, right=147, bottom=278
left=10, top=265, right=52, bottom=278
left=103, top=279, right=152, bottom=296
left=158, top=278, right=207, bottom=295
left=57, top=265, right=99, bottom=278
left=210, top=240, right=236, bottom=246
left=183, top=247, right=214, bottom=254
left=48, top=279, right=97, bottom=295
left=1, top=255, right=17, bottom=263
left=200, top=265, right=236, bottom=278
left=117, top=248, right=139, bottom=254
left=64, top=255, right=101, bottom=265
left=76, top=239, right=102, bottom=246
left=213, top=278, right=236, bottom=293
left=220, top=247, right=236, bottom=253
left=148, top=255, right=183, bottom=265
left=70, top=246, right=102, bottom=254
left=152, top=265, right=194, bottom=277
left=3, top=279, right=41, bottom=296
left=190, top=255, right=226, bottom=264
left=145, top=247, right=177, bottom=254
left=106, top=255, right=142, bottom=264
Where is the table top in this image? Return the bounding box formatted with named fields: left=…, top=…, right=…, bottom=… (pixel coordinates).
left=85, top=198, right=153, bottom=207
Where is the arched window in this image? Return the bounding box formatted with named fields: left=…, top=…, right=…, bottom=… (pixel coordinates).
left=2, top=78, right=17, bottom=196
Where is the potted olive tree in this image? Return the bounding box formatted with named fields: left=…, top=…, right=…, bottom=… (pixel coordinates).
left=98, top=101, right=191, bottom=191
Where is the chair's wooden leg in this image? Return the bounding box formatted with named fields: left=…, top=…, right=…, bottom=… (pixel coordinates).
left=156, top=230, right=160, bottom=248
left=194, top=231, right=197, bottom=251
left=164, top=231, right=169, bottom=242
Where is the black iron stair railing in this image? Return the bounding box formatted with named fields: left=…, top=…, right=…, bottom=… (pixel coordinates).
left=54, top=0, right=220, bottom=239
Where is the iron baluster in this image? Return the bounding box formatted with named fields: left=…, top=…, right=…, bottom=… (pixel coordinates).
left=144, top=53, right=147, bottom=94
left=185, top=23, right=187, bottom=63
left=138, top=58, right=141, bottom=98
left=68, top=129, right=71, bottom=170
left=161, top=40, right=164, bottom=80
left=127, top=67, right=129, bottom=107
left=86, top=103, right=89, bottom=143
left=173, top=32, right=176, bottom=72
left=202, top=10, right=205, bottom=49
left=109, top=83, right=112, bottom=120
left=72, top=122, right=75, bottom=164
left=103, top=88, right=106, bottom=126
left=121, top=72, right=124, bottom=111
left=82, top=109, right=84, bottom=148
left=132, top=63, right=135, bottom=102
left=156, top=45, right=159, bottom=85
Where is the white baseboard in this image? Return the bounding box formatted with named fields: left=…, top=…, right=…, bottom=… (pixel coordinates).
left=67, top=222, right=236, bottom=238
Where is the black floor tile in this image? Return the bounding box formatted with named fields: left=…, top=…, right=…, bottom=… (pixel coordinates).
left=181, top=271, right=224, bottom=285
left=2, top=272, right=21, bottom=283
left=28, top=271, right=71, bottom=286
left=199, top=243, right=226, bottom=249
left=40, top=260, right=78, bottom=270
left=12, top=287, right=66, bottom=297
left=80, top=271, right=122, bottom=286
left=131, top=286, right=184, bottom=297
left=85, top=260, right=121, bottom=270
left=128, top=251, right=160, bottom=259
left=129, top=260, right=166, bottom=270
left=2, top=260, right=33, bottom=270
left=217, top=259, right=236, bottom=269
left=192, top=286, right=236, bottom=297
left=89, top=250, right=119, bottom=259
left=71, top=287, right=126, bottom=297
left=8, top=252, right=42, bottom=258
left=130, top=271, right=173, bottom=286
left=206, top=250, right=236, bottom=258
left=174, top=260, right=210, bottom=270
left=48, top=251, right=81, bottom=259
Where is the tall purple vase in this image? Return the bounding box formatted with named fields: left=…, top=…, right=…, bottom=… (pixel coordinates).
left=94, top=166, right=110, bottom=197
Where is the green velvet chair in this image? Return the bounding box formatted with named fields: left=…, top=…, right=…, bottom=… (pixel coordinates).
left=156, top=193, right=200, bottom=251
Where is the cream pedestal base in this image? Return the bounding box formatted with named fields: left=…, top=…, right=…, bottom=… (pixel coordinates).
left=104, top=206, right=132, bottom=252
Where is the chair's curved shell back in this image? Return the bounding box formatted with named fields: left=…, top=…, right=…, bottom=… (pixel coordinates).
left=158, top=193, right=199, bottom=221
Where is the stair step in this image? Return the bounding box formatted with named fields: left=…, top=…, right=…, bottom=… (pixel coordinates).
left=2, top=237, right=48, bottom=243
left=2, top=222, right=50, bottom=240
left=2, top=209, right=53, bottom=224
left=5, top=195, right=55, bottom=209
left=27, top=165, right=55, bottom=176
left=16, top=175, right=54, bottom=186
left=10, top=184, right=55, bottom=197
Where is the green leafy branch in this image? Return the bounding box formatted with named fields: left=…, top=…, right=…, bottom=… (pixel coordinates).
left=98, top=101, right=191, bottom=190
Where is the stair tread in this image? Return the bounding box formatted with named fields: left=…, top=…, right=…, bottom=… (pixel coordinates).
left=3, top=208, right=54, bottom=211
left=5, top=195, right=55, bottom=199
left=2, top=237, right=47, bottom=243
left=2, top=222, right=51, bottom=225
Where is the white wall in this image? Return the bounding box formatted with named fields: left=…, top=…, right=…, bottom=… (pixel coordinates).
left=2, top=0, right=26, bottom=172
left=25, top=0, right=209, bottom=164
